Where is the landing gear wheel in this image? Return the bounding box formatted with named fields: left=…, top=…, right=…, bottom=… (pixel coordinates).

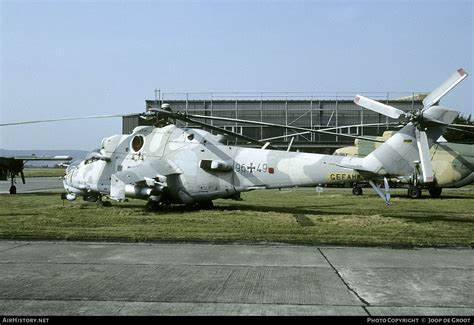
left=408, top=186, right=422, bottom=199
left=198, top=201, right=214, bottom=210
left=352, top=187, right=363, bottom=196
left=9, top=185, right=17, bottom=194
left=97, top=200, right=112, bottom=207
left=428, top=188, right=442, bottom=198
left=84, top=196, right=98, bottom=202
left=145, top=201, right=162, bottom=212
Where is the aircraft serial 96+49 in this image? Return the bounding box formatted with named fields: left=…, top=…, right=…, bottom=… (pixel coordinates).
left=0, top=68, right=469, bottom=209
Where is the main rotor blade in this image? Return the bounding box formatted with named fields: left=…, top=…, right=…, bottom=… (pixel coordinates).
left=161, top=109, right=387, bottom=143
left=180, top=115, right=277, bottom=149
left=14, top=155, right=73, bottom=161
left=259, top=122, right=398, bottom=142
left=422, top=68, right=468, bottom=109
left=415, top=129, right=434, bottom=183
left=451, top=123, right=474, bottom=128
left=354, top=95, right=405, bottom=119
left=446, top=126, right=474, bottom=135
left=0, top=113, right=143, bottom=127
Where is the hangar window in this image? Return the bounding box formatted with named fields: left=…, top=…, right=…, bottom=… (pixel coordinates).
left=131, top=135, right=145, bottom=152
left=338, top=126, right=359, bottom=135
left=224, top=126, right=243, bottom=135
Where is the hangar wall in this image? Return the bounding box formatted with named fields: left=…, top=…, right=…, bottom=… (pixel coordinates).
left=123, top=92, right=425, bottom=154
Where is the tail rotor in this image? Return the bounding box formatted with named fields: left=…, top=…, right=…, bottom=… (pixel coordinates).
left=354, top=68, right=468, bottom=185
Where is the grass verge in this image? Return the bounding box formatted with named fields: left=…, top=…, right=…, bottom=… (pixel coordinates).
left=23, top=168, right=66, bottom=178
left=0, top=187, right=473, bottom=247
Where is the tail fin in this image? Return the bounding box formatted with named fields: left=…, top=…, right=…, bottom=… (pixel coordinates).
left=361, top=123, right=421, bottom=177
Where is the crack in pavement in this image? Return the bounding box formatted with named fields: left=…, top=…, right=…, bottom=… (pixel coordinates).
left=318, top=248, right=371, bottom=316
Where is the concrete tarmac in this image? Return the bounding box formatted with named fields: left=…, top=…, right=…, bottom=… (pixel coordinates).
left=0, top=177, right=64, bottom=194
left=0, top=241, right=472, bottom=316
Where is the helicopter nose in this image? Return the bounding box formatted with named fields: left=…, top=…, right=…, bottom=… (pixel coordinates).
left=62, top=162, right=86, bottom=196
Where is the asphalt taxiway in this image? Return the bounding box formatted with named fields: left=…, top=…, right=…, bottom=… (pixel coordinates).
left=0, top=241, right=472, bottom=316
left=0, top=177, right=64, bottom=194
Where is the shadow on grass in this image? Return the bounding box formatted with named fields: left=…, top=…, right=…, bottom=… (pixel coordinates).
left=387, top=214, right=474, bottom=224
left=213, top=203, right=355, bottom=216
left=388, top=193, right=474, bottom=200
left=0, top=213, right=40, bottom=217
left=0, top=192, right=62, bottom=197
left=105, top=201, right=354, bottom=216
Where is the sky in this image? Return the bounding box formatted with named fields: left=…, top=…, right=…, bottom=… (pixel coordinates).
left=1, top=0, right=473, bottom=151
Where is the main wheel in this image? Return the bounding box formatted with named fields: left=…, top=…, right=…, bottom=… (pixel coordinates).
left=98, top=200, right=113, bottom=207
left=145, top=201, right=162, bottom=212
left=198, top=201, right=214, bottom=210
left=352, top=187, right=363, bottom=196
left=428, top=188, right=442, bottom=198
left=9, top=185, right=17, bottom=194
left=407, top=186, right=422, bottom=199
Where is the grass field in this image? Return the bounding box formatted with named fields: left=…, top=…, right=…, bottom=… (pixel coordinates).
left=0, top=187, right=473, bottom=247
left=23, top=168, right=66, bottom=178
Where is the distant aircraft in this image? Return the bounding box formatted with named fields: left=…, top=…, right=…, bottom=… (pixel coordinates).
left=0, top=155, right=72, bottom=194
left=57, top=162, right=71, bottom=168
left=334, top=131, right=474, bottom=198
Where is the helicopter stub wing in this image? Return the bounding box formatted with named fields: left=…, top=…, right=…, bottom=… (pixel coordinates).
left=110, top=159, right=181, bottom=201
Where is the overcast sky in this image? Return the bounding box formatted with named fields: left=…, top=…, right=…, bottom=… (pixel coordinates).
left=1, top=0, right=472, bottom=151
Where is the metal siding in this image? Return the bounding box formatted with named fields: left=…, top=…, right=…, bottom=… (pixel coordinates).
left=140, top=98, right=425, bottom=152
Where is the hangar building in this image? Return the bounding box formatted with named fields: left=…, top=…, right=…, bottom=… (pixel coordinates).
left=123, top=92, right=425, bottom=154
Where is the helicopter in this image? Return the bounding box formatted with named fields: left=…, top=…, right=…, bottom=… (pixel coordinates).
left=0, top=68, right=468, bottom=209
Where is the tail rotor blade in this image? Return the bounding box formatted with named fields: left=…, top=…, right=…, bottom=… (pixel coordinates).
left=422, top=68, right=468, bottom=109
left=415, top=129, right=434, bottom=183
left=354, top=95, right=405, bottom=119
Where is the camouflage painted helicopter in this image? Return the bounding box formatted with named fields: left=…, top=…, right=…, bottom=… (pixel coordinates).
left=334, top=130, right=474, bottom=198
left=0, top=68, right=468, bottom=209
